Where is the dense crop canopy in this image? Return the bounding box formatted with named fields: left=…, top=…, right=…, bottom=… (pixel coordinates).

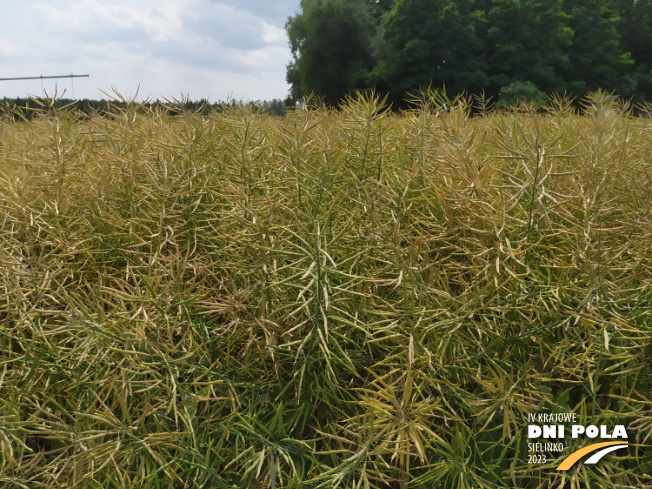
left=0, top=93, right=650, bottom=488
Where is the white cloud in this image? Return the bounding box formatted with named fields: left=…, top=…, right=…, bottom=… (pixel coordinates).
left=0, top=39, right=27, bottom=58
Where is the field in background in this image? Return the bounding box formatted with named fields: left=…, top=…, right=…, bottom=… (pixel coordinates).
left=0, top=94, right=650, bottom=488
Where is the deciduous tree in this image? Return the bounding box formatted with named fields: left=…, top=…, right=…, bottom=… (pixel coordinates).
left=487, top=0, right=573, bottom=94
left=285, top=0, right=376, bottom=105
left=377, top=0, right=489, bottom=103
left=563, top=0, right=633, bottom=96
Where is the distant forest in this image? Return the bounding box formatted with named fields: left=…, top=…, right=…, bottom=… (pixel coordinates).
left=286, top=0, right=652, bottom=106
left=0, top=97, right=289, bottom=120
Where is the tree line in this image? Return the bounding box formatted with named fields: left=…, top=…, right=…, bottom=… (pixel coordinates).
left=285, top=0, right=652, bottom=106
left=0, top=97, right=289, bottom=120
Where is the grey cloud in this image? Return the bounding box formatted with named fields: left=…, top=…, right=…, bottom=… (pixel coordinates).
left=149, top=41, right=252, bottom=73
left=184, top=9, right=273, bottom=51
left=209, top=0, right=301, bottom=24
left=78, top=24, right=151, bottom=46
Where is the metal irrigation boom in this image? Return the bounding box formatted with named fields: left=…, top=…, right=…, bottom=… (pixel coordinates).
left=0, top=74, right=89, bottom=81
left=0, top=74, right=89, bottom=98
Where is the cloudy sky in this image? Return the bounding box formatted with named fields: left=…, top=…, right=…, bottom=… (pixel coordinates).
left=0, top=0, right=301, bottom=101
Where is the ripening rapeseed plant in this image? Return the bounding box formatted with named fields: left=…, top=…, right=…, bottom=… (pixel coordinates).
left=0, top=92, right=650, bottom=488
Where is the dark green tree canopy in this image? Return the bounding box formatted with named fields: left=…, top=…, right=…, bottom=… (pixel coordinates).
left=286, top=0, right=376, bottom=105
left=486, top=0, right=573, bottom=94
left=563, top=0, right=633, bottom=95
left=285, top=0, right=651, bottom=105
left=378, top=0, right=489, bottom=100
left=611, top=0, right=652, bottom=100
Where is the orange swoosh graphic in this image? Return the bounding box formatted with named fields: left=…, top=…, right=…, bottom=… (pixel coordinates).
left=556, top=441, right=628, bottom=471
